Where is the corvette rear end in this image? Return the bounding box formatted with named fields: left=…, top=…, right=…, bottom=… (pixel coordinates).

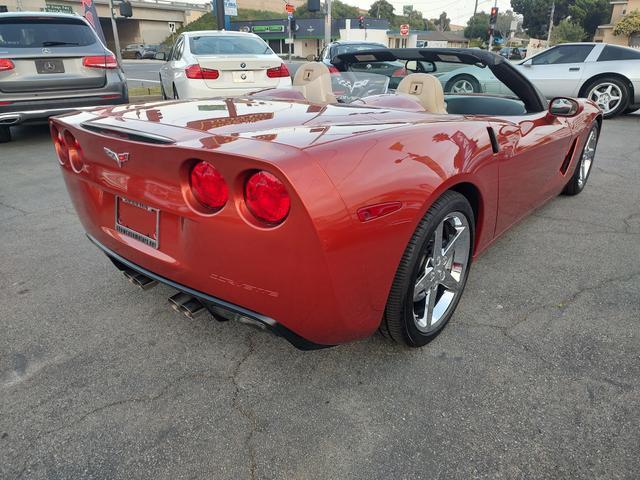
left=50, top=100, right=419, bottom=349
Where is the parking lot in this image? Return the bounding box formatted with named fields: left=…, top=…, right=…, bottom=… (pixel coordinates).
left=1, top=115, right=639, bottom=479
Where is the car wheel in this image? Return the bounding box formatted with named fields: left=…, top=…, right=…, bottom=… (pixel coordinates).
left=563, top=124, right=599, bottom=196
left=173, top=84, right=179, bottom=100
left=380, top=191, right=474, bottom=347
left=135, top=52, right=142, bottom=60
left=584, top=77, right=629, bottom=118
left=445, top=74, right=481, bottom=94
left=0, top=125, right=11, bottom=143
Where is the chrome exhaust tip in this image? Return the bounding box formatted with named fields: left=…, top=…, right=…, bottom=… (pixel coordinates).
left=168, top=292, right=206, bottom=319
left=0, top=114, right=21, bottom=125
left=123, top=269, right=158, bottom=290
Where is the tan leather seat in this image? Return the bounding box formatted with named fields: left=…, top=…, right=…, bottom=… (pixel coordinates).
left=397, top=73, right=447, bottom=114
left=292, top=62, right=337, bottom=104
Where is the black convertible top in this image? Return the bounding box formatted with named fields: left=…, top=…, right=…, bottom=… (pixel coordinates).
left=332, top=48, right=547, bottom=113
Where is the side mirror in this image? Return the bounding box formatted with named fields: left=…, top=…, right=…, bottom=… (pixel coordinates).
left=549, top=97, right=579, bottom=117
left=154, top=52, right=167, bottom=61
left=306, top=54, right=316, bottom=62
left=420, top=61, right=436, bottom=73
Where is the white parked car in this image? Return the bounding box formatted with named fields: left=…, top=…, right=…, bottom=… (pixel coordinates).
left=515, top=43, right=640, bottom=118
left=158, top=31, right=291, bottom=100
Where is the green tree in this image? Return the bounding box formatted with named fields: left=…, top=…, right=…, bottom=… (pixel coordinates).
left=433, top=11, right=451, bottom=31
left=511, top=0, right=570, bottom=39
left=569, top=0, right=611, bottom=38
left=392, top=5, right=434, bottom=31
left=613, top=10, right=640, bottom=36
left=368, top=0, right=395, bottom=23
left=295, top=0, right=359, bottom=19
left=551, top=18, right=587, bottom=44
left=464, top=12, right=490, bottom=41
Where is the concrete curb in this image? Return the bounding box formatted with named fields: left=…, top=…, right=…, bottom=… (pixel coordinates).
left=129, top=95, right=164, bottom=103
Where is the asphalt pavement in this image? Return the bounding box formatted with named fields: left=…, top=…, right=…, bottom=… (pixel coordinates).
left=122, top=60, right=163, bottom=88
left=1, top=116, right=639, bottom=479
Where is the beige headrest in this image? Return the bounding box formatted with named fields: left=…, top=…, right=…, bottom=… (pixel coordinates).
left=292, top=62, right=337, bottom=104
left=397, top=73, right=447, bottom=114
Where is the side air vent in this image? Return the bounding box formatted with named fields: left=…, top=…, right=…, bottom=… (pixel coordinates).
left=560, top=138, right=578, bottom=175
left=81, top=122, right=175, bottom=145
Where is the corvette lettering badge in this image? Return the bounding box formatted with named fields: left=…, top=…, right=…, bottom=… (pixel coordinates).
left=104, top=147, right=129, bottom=168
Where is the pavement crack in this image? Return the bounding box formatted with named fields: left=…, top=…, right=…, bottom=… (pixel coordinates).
left=229, top=332, right=258, bottom=480
left=0, top=200, right=29, bottom=215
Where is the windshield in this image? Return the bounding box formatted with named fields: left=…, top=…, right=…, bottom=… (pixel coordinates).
left=342, top=59, right=517, bottom=99
left=0, top=18, right=97, bottom=48
left=190, top=35, right=272, bottom=55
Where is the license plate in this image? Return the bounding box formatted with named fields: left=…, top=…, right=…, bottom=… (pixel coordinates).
left=232, top=71, right=254, bottom=83
left=115, top=197, right=159, bottom=249
left=35, top=59, right=65, bottom=74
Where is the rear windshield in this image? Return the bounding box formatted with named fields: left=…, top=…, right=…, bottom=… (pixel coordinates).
left=333, top=44, right=386, bottom=56
left=189, top=35, right=271, bottom=55
left=0, top=18, right=97, bottom=48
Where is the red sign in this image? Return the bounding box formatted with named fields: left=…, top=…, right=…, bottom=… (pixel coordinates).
left=285, top=4, right=295, bottom=13
left=400, top=24, right=409, bottom=36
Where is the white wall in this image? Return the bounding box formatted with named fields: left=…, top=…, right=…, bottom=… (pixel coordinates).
left=339, top=28, right=388, bottom=45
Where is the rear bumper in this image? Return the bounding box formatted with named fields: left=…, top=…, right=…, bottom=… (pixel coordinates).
left=0, top=94, right=128, bottom=126
left=88, top=234, right=330, bottom=351
left=179, top=78, right=292, bottom=99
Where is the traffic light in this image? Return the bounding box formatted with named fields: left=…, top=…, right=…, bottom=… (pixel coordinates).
left=489, top=7, right=498, bottom=26
left=358, top=16, right=365, bottom=29
left=119, top=0, right=132, bottom=18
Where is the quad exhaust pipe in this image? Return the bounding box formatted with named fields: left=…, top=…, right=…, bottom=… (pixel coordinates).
left=168, top=292, right=206, bottom=319
left=122, top=269, right=158, bottom=290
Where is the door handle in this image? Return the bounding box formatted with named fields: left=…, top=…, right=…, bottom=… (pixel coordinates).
left=569, top=67, right=580, bottom=71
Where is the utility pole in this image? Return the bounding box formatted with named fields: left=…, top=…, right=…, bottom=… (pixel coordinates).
left=473, top=0, right=478, bottom=17
left=324, top=0, right=331, bottom=47
left=546, top=1, right=555, bottom=45
left=108, top=0, right=122, bottom=65
left=288, top=15, right=292, bottom=61
left=213, top=0, right=225, bottom=30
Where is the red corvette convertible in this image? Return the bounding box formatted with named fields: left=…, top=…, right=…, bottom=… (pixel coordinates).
left=51, top=48, right=601, bottom=349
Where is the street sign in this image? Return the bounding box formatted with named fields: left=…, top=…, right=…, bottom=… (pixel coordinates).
left=285, top=38, right=294, bottom=44
left=285, top=3, right=295, bottom=14
left=400, top=24, right=409, bottom=36
left=168, top=22, right=176, bottom=33
left=224, top=0, right=237, bottom=16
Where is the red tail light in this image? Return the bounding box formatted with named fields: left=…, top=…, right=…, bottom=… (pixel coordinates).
left=328, top=65, right=340, bottom=74
left=266, top=63, right=290, bottom=78
left=50, top=124, right=68, bottom=165
left=190, top=161, right=228, bottom=209
left=185, top=64, right=220, bottom=80
left=63, top=130, right=84, bottom=173
left=244, top=171, right=291, bottom=224
left=0, top=59, right=15, bottom=71
left=392, top=67, right=407, bottom=77
left=83, top=54, right=118, bottom=69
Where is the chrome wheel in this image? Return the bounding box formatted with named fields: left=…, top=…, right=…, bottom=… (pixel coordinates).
left=588, top=82, right=622, bottom=115
left=578, top=128, right=598, bottom=188
left=412, top=212, right=471, bottom=333
left=451, top=79, right=476, bottom=94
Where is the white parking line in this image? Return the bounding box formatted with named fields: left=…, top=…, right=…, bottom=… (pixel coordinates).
left=127, top=78, right=161, bottom=84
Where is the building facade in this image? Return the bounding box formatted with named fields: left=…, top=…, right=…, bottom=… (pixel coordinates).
left=595, top=0, right=640, bottom=47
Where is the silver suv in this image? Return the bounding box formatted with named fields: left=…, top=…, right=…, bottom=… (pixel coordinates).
left=0, top=12, right=128, bottom=142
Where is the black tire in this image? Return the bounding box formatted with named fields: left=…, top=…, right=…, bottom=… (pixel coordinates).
left=0, top=125, right=11, bottom=143
left=563, top=123, right=600, bottom=196
left=624, top=106, right=639, bottom=115
left=445, top=74, right=481, bottom=94
left=380, top=191, right=475, bottom=347
left=135, top=52, right=142, bottom=60
left=582, top=77, right=630, bottom=119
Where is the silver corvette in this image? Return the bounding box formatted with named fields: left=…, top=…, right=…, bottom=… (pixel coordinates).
left=515, top=42, right=640, bottom=118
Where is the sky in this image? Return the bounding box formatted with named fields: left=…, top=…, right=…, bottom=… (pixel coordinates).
left=353, top=0, right=514, bottom=26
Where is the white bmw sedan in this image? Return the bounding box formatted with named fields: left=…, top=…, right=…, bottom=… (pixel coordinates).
left=159, top=31, right=291, bottom=99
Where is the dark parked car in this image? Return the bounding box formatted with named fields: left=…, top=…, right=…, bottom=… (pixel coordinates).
left=499, top=47, right=524, bottom=60
left=0, top=12, right=128, bottom=142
